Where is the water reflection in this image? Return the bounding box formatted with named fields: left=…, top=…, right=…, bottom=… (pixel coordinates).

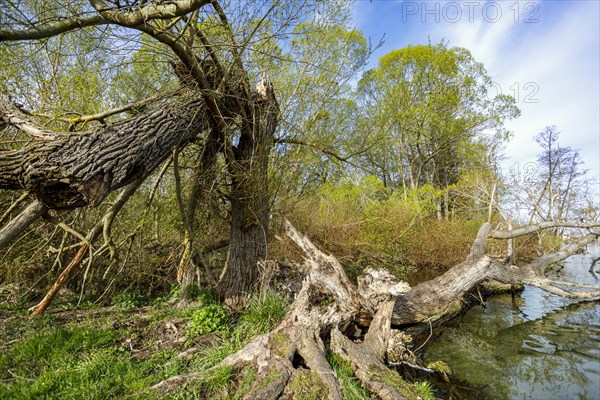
left=422, top=245, right=600, bottom=400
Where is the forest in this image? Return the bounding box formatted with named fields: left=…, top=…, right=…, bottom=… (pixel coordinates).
left=1, top=1, right=599, bottom=399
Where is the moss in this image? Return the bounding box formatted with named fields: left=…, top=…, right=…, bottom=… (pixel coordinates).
left=244, top=368, right=283, bottom=398
left=427, top=360, right=452, bottom=383
left=426, top=360, right=452, bottom=376
left=289, top=369, right=329, bottom=400
left=423, top=299, right=463, bottom=323
left=373, top=368, right=421, bottom=400
left=267, top=332, right=291, bottom=358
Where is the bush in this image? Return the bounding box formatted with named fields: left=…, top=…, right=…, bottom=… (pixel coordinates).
left=272, top=176, right=480, bottom=281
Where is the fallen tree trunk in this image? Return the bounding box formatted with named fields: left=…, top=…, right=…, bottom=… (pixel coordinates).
left=392, top=222, right=600, bottom=325
left=150, top=219, right=599, bottom=399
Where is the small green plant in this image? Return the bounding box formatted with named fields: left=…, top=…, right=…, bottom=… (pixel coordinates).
left=198, top=365, right=235, bottom=397
left=186, top=304, right=229, bottom=339
left=112, top=291, right=148, bottom=310
left=239, top=291, right=288, bottom=335
left=327, top=353, right=373, bottom=400
left=195, top=287, right=220, bottom=305
left=412, top=380, right=436, bottom=400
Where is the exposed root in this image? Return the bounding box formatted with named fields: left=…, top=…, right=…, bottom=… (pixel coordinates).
left=149, top=219, right=599, bottom=399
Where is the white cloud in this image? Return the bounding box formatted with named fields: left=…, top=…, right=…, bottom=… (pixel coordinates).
left=352, top=1, right=599, bottom=197
left=414, top=1, right=598, bottom=184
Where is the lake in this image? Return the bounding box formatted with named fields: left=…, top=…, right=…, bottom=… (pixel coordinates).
left=422, top=244, right=600, bottom=400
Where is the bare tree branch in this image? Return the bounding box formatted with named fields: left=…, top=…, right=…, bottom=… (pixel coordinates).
left=0, top=200, right=47, bottom=249
left=88, top=0, right=211, bottom=27
left=0, top=15, right=108, bottom=41
left=490, top=221, right=600, bottom=239
left=0, top=98, right=64, bottom=140
left=526, top=233, right=599, bottom=274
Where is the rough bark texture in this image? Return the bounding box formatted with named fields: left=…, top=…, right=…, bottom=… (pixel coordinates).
left=152, top=220, right=419, bottom=399
left=150, top=219, right=598, bottom=399
left=391, top=222, right=600, bottom=325
left=0, top=94, right=208, bottom=209
left=217, top=75, right=279, bottom=307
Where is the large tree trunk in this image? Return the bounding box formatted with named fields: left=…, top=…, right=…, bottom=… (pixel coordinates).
left=0, top=94, right=209, bottom=210
left=217, top=74, right=279, bottom=307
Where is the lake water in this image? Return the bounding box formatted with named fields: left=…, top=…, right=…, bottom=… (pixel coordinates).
left=422, top=244, right=600, bottom=400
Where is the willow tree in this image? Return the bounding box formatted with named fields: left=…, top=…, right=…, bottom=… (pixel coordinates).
left=0, top=0, right=289, bottom=308
left=356, top=42, right=520, bottom=217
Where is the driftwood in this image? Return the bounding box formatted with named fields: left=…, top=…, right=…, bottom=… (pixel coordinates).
left=150, top=219, right=599, bottom=399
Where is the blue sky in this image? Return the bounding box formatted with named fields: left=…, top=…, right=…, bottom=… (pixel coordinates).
left=351, top=0, right=599, bottom=193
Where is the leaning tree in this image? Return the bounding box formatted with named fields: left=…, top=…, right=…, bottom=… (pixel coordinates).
left=1, top=1, right=600, bottom=398
left=0, top=0, right=286, bottom=310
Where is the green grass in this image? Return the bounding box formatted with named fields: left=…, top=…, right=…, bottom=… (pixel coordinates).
left=412, top=380, right=437, bottom=400
left=0, top=298, right=232, bottom=400
left=238, top=291, right=289, bottom=335
left=327, top=353, right=374, bottom=400
left=0, top=325, right=175, bottom=399
left=0, top=290, right=291, bottom=399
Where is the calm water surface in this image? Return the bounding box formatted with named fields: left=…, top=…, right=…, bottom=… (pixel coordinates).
left=422, top=244, right=600, bottom=400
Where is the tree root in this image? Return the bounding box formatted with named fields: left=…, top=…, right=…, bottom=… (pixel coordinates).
left=149, top=219, right=600, bottom=399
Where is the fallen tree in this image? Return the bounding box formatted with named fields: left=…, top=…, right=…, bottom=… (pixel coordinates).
left=150, top=219, right=599, bottom=399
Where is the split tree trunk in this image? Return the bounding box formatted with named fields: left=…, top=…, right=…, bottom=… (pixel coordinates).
left=217, top=75, right=279, bottom=307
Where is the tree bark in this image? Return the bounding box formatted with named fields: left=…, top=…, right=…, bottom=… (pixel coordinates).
left=0, top=94, right=209, bottom=209
left=150, top=218, right=599, bottom=399
left=0, top=200, right=47, bottom=248
left=217, top=74, right=279, bottom=307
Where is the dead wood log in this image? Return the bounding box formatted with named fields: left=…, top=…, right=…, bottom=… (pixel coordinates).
left=151, top=220, right=420, bottom=399
left=0, top=200, right=47, bottom=249
left=150, top=219, right=598, bottom=398
left=392, top=222, right=600, bottom=325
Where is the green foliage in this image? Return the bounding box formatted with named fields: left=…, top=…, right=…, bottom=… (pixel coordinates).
left=355, top=41, right=520, bottom=211
left=278, top=176, right=480, bottom=277
left=327, top=353, right=373, bottom=400
left=412, top=380, right=437, bottom=400
left=112, top=291, right=149, bottom=310
left=186, top=304, right=229, bottom=339
left=197, top=365, right=235, bottom=398
left=0, top=325, right=171, bottom=399
left=239, top=291, right=289, bottom=335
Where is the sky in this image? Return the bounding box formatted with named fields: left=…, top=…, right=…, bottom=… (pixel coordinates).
left=350, top=0, right=600, bottom=195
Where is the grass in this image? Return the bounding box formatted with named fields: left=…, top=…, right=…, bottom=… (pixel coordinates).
left=412, top=380, right=437, bottom=400
left=239, top=291, right=289, bottom=334
left=0, top=324, right=172, bottom=399
left=0, top=288, right=441, bottom=400
left=327, top=352, right=374, bottom=400
left=0, top=287, right=252, bottom=400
